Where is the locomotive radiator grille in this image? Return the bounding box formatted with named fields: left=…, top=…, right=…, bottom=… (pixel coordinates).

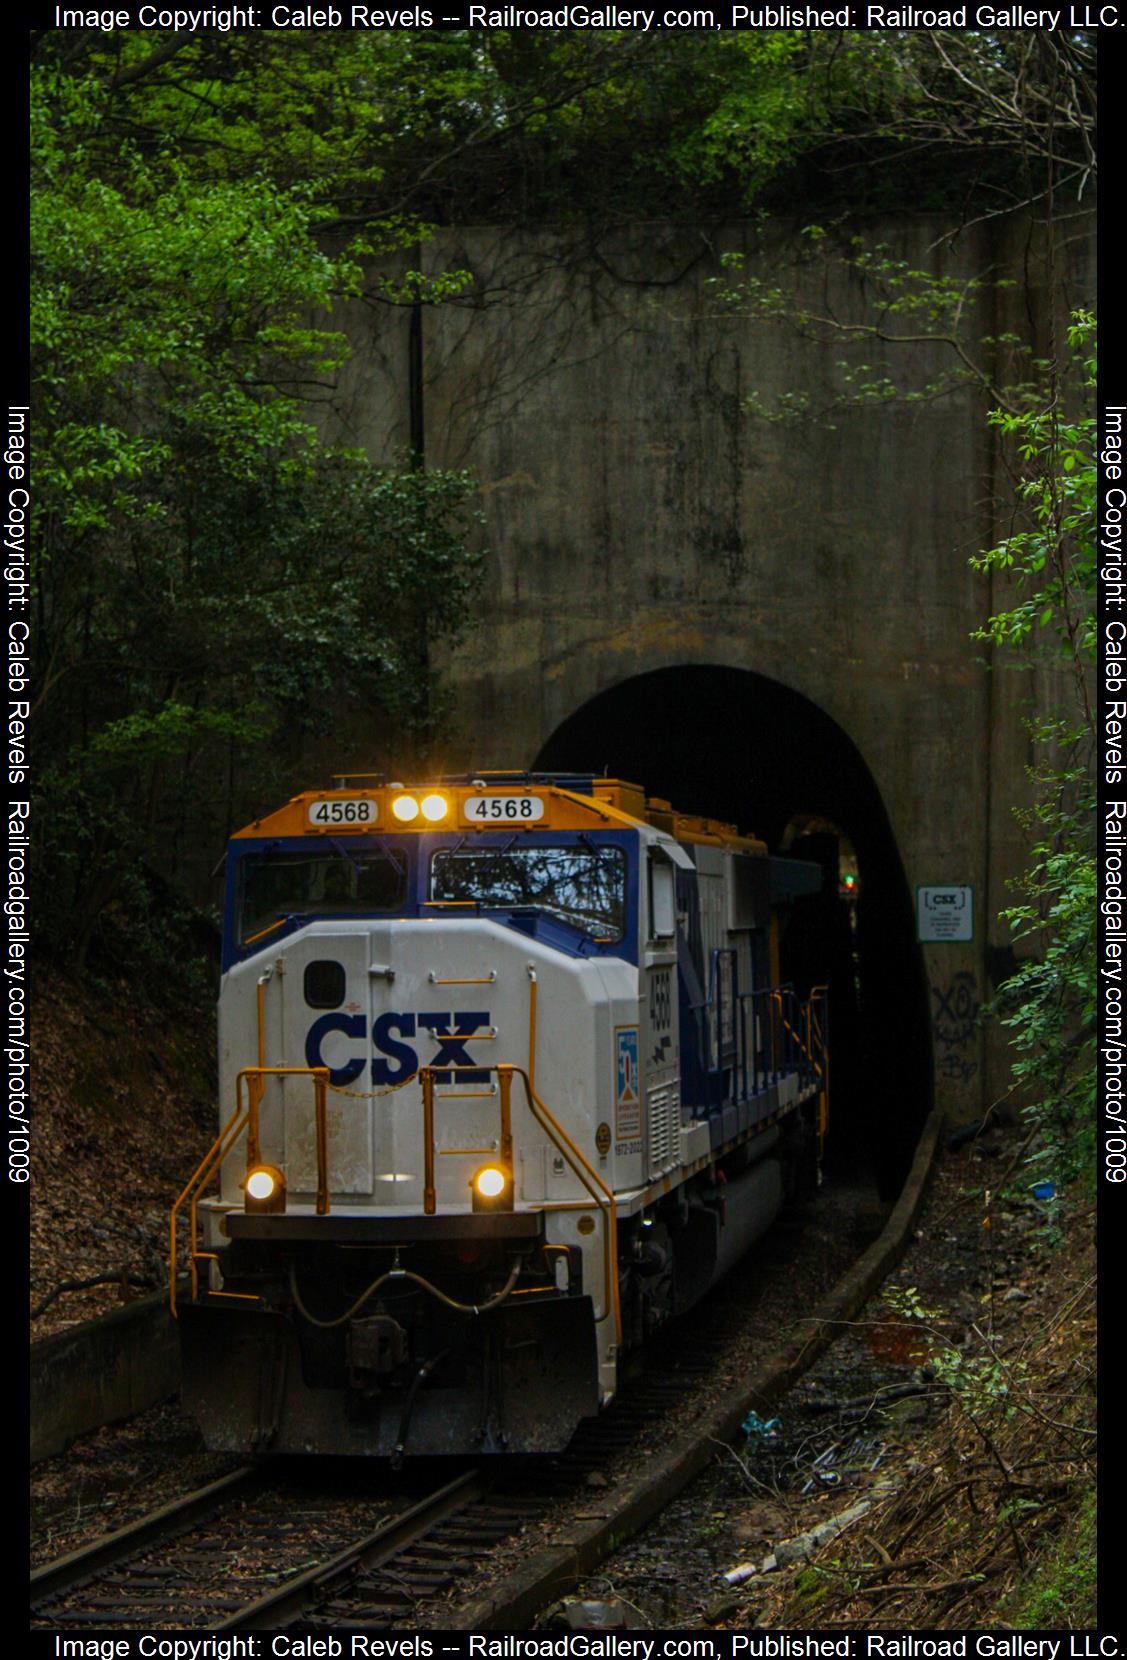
left=647, top=1082, right=678, bottom=1178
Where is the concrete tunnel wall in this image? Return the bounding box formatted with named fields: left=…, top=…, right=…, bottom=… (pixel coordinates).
left=320, top=211, right=1096, bottom=1143
left=534, top=665, right=932, bottom=1194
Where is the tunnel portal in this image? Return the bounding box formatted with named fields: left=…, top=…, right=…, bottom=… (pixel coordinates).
left=534, top=665, right=933, bottom=1195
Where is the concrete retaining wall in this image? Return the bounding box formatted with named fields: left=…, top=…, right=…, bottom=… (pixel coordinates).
left=31, top=1286, right=184, bottom=1463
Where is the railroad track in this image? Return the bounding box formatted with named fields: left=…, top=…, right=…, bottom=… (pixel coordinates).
left=268, top=1479, right=544, bottom=1631
left=294, top=1345, right=739, bottom=1630
left=31, top=1337, right=740, bottom=1631
left=32, top=1170, right=895, bottom=1632
left=30, top=1465, right=455, bottom=1630
left=31, top=1466, right=262, bottom=1612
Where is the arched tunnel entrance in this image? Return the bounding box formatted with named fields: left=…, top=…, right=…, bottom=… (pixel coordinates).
left=534, top=665, right=933, bottom=1197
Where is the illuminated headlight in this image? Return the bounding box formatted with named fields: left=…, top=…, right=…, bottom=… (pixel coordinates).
left=420, top=792, right=449, bottom=823
left=471, top=1164, right=512, bottom=1213
left=391, top=794, right=420, bottom=823
left=244, top=1163, right=287, bottom=1214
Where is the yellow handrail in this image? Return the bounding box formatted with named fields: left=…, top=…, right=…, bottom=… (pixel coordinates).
left=809, top=984, right=830, bottom=1137
left=413, top=1061, right=620, bottom=1344
left=170, top=1102, right=249, bottom=1317
left=169, top=1065, right=330, bottom=1318
left=500, top=1064, right=621, bottom=1346
left=769, top=987, right=830, bottom=1145
left=527, top=970, right=538, bottom=1089
left=174, top=976, right=827, bottom=1336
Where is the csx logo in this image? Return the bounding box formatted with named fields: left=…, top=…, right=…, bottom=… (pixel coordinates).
left=305, top=1011, right=491, bottom=1086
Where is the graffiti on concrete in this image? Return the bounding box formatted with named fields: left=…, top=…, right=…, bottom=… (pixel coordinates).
left=937, top=1050, right=978, bottom=1085
left=932, top=970, right=979, bottom=1085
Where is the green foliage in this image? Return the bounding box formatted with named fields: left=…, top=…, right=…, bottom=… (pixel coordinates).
left=883, top=1284, right=940, bottom=1323
left=972, top=315, right=1097, bottom=1192
left=29, top=26, right=1095, bottom=980
left=992, top=752, right=1096, bottom=1191
left=89, top=703, right=271, bottom=767
left=710, top=235, right=1032, bottom=427
left=791, top=1564, right=830, bottom=1614
left=717, top=233, right=1096, bottom=1200
left=1001, top=1487, right=1097, bottom=1629
left=31, top=59, right=484, bottom=967
left=933, top=1347, right=1024, bottom=1419
left=973, top=316, right=1098, bottom=679
left=38, top=32, right=841, bottom=227
left=34, top=28, right=1066, bottom=234
left=884, top=1283, right=1027, bottom=1420
left=715, top=213, right=1095, bottom=1195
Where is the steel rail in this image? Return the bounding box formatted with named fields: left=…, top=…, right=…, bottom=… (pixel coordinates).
left=30, top=1466, right=261, bottom=1607
left=209, top=1469, right=485, bottom=1632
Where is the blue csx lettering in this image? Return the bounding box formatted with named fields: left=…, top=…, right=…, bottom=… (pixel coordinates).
left=305, top=1011, right=491, bottom=1086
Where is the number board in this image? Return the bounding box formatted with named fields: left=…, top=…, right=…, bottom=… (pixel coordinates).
left=463, top=795, right=546, bottom=824
left=307, top=796, right=379, bottom=828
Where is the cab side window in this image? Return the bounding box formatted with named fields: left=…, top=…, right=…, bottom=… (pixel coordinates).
left=648, top=856, right=676, bottom=940
left=304, top=959, right=346, bottom=1009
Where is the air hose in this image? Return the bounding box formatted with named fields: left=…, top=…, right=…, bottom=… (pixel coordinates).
left=289, top=1253, right=523, bottom=1329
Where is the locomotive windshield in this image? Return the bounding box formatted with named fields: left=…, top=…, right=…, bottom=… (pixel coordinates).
left=430, top=844, right=626, bottom=941
left=239, top=845, right=408, bottom=942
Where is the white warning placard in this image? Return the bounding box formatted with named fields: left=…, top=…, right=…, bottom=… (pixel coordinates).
left=917, top=885, right=974, bottom=942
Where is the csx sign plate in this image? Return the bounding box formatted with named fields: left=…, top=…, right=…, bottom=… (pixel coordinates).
left=916, top=886, right=974, bottom=942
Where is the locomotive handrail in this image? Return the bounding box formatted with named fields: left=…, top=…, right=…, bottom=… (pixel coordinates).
left=807, top=984, right=830, bottom=1138
left=176, top=1055, right=622, bottom=1345
left=770, top=989, right=809, bottom=1081
left=772, top=987, right=831, bottom=1141
left=170, top=1101, right=249, bottom=1318
left=686, top=979, right=820, bottom=1106
left=239, top=1066, right=332, bottom=1213
left=504, top=1063, right=622, bottom=1347
left=527, top=969, right=538, bottom=1088
left=773, top=986, right=827, bottom=1075
left=169, top=1065, right=330, bottom=1319
left=414, top=1061, right=622, bottom=1345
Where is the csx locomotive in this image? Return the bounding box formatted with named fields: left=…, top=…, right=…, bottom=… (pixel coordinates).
left=172, top=773, right=828, bottom=1458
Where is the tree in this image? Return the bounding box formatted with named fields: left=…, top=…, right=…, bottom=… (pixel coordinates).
left=695, top=30, right=1096, bottom=1188
left=31, top=62, right=483, bottom=965
left=31, top=29, right=991, bottom=235
left=32, top=26, right=1095, bottom=975
left=971, top=313, right=1096, bottom=1190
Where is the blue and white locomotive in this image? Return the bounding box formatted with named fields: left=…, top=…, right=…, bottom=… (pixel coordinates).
left=173, top=773, right=828, bottom=1457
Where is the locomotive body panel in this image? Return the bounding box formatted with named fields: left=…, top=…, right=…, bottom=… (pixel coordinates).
left=217, top=917, right=642, bottom=1214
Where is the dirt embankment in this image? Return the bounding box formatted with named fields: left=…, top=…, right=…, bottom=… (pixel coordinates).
left=30, top=968, right=218, bottom=1339
left=558, top=1126, right=1096, bottom=1632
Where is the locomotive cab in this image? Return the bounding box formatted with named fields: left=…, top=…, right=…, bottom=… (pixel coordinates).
left=173, top=774, right=827, bottom=1458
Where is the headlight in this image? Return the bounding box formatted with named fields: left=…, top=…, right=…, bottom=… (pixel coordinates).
left=391, top=794, right=420, bottom=823
left=471, top=1164, right=512, bottom=1212
left=244, top=1163, right=287, bottom=1214
left=420, top=792, right=449, bottom=823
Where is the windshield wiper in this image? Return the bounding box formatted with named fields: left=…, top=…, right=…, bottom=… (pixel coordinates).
left=243, top=912, right=298, bottom=947
left=328, top=833, right=405, bottom=875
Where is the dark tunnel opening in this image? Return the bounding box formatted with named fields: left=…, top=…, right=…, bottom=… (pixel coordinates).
left=533, top=665, right=933, bottom=1198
